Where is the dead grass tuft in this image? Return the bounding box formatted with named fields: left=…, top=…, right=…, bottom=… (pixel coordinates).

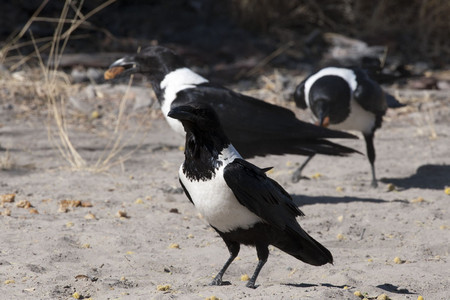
left=0, top=0, right=149, bottom=173
left=0, top=151, right=15, bottom=170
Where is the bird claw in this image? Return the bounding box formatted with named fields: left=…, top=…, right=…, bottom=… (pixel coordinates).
left=291, top=172, right=310, bottom=183
left=245, top=280, right=258, bottom=289
left=210, top=278, right=231, bottom=286
left=370, top=180, right=378, bottom=188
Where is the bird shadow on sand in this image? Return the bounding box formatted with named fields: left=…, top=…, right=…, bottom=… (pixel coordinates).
left=376, top=283, right=415, bottom=294
left=292, top=195, right=387, bottom=206
left=284, top=282, right=415, bottom=295
left=380, top=164, right=450, bottom=190
left=283, top=282, right=346, bottom=289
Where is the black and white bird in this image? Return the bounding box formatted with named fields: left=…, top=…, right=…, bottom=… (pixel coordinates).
left=168, top=103, right=333, bottom=289
left=106, top=46, right=359, bottom=177
left=293, top=67, right=404, bottom=187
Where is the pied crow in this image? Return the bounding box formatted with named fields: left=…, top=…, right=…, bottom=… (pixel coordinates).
left=168, top=103, right=333, bottom=289
left=294, top=67, right=404, bottom=187
left=105, top=46, right=359, bottom=170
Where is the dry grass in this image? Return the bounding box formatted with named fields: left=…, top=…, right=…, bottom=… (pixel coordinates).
left=0, top=0, right=150, bottom=172
left=0, top=151, right=15, bottom=170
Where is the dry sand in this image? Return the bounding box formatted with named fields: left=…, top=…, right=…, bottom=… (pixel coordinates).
left=1, top=86, right=449, bottom=300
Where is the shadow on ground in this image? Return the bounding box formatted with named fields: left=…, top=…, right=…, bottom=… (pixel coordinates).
left=283, top=282, right=347, bottom=289
left=376, top=283, right=416, bottom=294
left=292, top=195, right=387, bottom=206
left=380, top=164, right=450, bottom=190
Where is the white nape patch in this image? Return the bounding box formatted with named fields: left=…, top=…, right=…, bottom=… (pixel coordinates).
left=179, top=144, right=262, bottom=232
left=329, top=99, right=376, bottom=134
left=160, top=68, right=209, bottom=135
left=304, top=67, right=357, bottom=108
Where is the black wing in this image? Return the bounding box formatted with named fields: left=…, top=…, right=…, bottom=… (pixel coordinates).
left=224, top=158, right=333, bottom=265
left=223, top=159, right=305, bottom=232
left=353, top=69, right=388, bottom=116
left=173, top=83, right=358, bottom=158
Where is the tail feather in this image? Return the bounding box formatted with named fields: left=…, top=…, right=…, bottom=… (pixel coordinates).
left=385, top=92, right=405, bottom=108
left=234, top=138, right=360, bottom=159
left=273, top=226, right=333, bottom=266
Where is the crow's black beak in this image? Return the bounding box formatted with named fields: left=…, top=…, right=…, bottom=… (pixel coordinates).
left=168, top=106, right=197, bottom=122
left=313, top=100, right=330, bottom=127
left=318, top=113, right=330, bottom=127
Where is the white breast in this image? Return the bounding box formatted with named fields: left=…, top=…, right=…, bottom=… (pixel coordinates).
left=328, top=99, right=376, bottom=134
left=160, top=68, right=209, bottom=135
left=179, top=145, right=262, bottom=232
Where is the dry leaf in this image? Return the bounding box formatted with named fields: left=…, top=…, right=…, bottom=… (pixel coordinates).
left=156, top=284, right=171, bottom=291
left=16, top=200, right=32, bottom=208
left=84, top=213, right=96, bottom=220
left=1, top=193, right=15, bottom=203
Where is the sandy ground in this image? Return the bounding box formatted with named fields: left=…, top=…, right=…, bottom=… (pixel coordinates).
left=1, top=87, right=449, bottom=300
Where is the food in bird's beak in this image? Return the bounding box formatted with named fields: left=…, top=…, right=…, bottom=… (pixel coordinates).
left=104, top=66, right=125, bottom=80
left=315, top=116, right=330, bottom=127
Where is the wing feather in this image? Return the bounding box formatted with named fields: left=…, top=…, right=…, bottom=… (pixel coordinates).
left=223, top=159, right=304, bottom=233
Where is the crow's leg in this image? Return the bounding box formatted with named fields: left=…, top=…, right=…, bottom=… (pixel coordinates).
left=363, top=132, right=377, bottom=188
left=291, top=154, right=315, bottom=183
left=246, top=244, right=269, bottom=289
left=210, top=240, right=240, bottom=286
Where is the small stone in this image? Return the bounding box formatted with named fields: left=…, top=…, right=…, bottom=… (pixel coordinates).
left=386, top=183, right=396, bottom=192
left=393, top=256, right=404, bottom=264
left=240, top=274, right=250, bottom=281
left=90, top=110, right=100, bottom=119
left=117, top=210, right=128, bottom=218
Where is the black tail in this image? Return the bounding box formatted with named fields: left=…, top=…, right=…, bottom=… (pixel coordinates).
left=273, top=226, right=333, bottom=266
left=385, top=92, right=405, bottom=108
left=228, top=119, right=360, bottom=159
left=235, top=137, right=359, bottom=159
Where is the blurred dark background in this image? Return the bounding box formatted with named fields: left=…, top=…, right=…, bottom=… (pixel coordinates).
left=1, top=0, right=449, bottom=82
